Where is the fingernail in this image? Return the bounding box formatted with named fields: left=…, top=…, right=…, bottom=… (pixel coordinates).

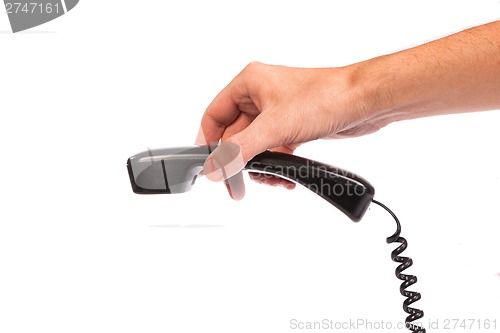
left=225, top=180, right=233, bottom=199
left=203, top=142, right=245, bottom=182
left=204, top=156, right=224, bottom=182
left=225, top=172, right=245, bottom=201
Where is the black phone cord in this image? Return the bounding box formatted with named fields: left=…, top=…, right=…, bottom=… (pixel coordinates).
left=372, top=199, right=426, bottom=333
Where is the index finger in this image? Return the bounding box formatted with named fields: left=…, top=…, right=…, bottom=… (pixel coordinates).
left=196, top=78, right=245, bottom=145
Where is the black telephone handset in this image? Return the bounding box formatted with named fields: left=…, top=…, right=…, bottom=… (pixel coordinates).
left=127, top=146, right=374, bottom=222
left=127, top=146, right=426, bottom=333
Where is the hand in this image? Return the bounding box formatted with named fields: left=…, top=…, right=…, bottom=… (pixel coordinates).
left=196, top=62, right=386, bottom=199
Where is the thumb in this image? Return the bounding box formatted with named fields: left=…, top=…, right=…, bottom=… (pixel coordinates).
left=204, top=117, right=277, bottom=182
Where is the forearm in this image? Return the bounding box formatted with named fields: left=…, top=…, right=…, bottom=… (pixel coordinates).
left=351, top=20, right=500, bottom=126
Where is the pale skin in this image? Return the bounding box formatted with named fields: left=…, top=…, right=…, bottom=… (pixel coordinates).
left=196, top=20, right=500, bottom=200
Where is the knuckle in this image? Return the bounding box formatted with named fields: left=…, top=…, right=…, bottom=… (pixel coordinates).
left=244, top=61, right=265, bottom=74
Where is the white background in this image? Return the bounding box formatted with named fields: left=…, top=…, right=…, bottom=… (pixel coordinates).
left=1, top=1, right=499, bottom=332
